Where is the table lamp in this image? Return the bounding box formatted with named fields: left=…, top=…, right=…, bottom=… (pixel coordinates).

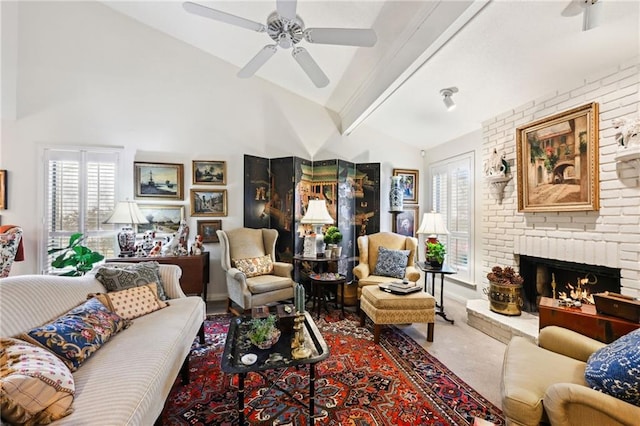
left=104, top=201, right=149, bottom=257
left=416, top=210, right=449, bottom=263
left=300, top=199, right=334, bottom=257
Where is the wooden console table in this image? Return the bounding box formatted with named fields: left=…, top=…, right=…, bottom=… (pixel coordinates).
left=106, top=253, right=210, bottom=301
left=538, top=296, right=640, bottom=343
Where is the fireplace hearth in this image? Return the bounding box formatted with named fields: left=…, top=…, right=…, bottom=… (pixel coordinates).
left=518, top=255, right=621, bottom=313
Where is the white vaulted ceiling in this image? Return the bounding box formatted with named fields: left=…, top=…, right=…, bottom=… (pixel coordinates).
left=102, top=0, right=640, bottom=149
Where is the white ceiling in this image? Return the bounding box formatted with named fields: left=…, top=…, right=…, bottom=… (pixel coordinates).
left=102, top=0, right=640, bottom=150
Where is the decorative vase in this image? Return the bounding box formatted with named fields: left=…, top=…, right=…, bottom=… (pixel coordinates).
left=389, top=176, right=404, bottom=212
left=485, top=281, right=523, bottom=316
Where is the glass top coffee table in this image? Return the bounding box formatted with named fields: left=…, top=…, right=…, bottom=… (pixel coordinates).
left=221, top=311, right=329, bottom=425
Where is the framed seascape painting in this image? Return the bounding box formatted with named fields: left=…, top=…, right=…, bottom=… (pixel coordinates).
left=516, top=102, right=599, bottom=212
left=197, top=220, right=222, bottom=243
left=190, top=189, right=228, bottom=217
left=393, top=168, right=419, bottom=204
left=136, top=204, right=185, bottom=234
left=192, top=160, right=227, bottom=185
left=392, top=205, right=419, bottom=237
left=134, top=162, right=184, bottom=200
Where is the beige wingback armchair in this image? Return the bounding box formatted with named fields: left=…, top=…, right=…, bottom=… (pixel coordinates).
left=501, top=326, right=640, bottom=426
left=352, top=232, right=420, bottom=300
left=217, top=228, right=295, bottom=314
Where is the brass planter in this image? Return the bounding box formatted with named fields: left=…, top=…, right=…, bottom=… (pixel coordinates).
left=486, top=281, right=523, bottom=316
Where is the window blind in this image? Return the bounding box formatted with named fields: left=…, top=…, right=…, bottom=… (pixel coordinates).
left=43, top=148, right=120, bottom=274
left=429, top=152, right=473, bottom=282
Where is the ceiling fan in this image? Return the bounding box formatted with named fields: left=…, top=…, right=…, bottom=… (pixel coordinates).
left=183, top=0, right=377, bottom=88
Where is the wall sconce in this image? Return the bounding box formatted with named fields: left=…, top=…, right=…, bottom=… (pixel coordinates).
left=440, top=87, right=458, bottom=111
left=484, top=149, right=512, bottom=204
left=613, top=116, right=640, bottom=182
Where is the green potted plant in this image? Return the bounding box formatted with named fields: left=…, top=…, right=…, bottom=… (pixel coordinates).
left=323, top=226, right=343, bottom=257
left=48, top=233, right=105, bottom=276
left=426, top=241, right=446, bottom=269
left=247, top=314, right=281, bottom=349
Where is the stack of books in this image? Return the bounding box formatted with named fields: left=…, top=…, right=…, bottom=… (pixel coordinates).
left=380, top=280, right=421, bottom=294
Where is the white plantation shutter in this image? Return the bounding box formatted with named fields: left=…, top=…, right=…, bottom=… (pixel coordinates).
left=429, top=152, right=473, bottom=282
left=43, top=148, right=120, bottom=274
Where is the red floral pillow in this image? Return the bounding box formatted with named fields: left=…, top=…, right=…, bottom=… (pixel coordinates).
left=233, top=255, right=274, bottom=278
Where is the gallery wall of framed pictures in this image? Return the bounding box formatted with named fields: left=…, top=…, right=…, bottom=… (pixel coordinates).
left=131, top=159, right=228, bottom=244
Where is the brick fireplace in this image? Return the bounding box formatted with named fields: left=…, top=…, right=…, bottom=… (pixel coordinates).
left=468, top=59, right=639, bottom=344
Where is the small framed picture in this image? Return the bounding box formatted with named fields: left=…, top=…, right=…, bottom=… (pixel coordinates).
left=192, top=160, right=227, bottom=185
left=392, top=205, right=419, bottom=237
left=190, top=189, right=227, bottom=217
left=0, top=170, right=6, bottom=210
left=393, top=168, right=419, bottom=204
left=197, top=220, right=222, bottom=243
left=136, top=204, right=185, bottom=234
left=134, top=162, right=184, bottom=200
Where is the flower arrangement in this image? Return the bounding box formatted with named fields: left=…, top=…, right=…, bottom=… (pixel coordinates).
left=487, top=266, right=523, bottom=287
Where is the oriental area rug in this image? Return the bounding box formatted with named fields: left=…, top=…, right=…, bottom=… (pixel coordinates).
left=161, top=312, right=504, bottom=425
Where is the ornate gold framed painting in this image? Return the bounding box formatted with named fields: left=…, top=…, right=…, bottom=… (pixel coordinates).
left=192, top=160, right=226, bottom=185
left=134, top=162, right=184, bottom=200
left=516, top=102, right=599, bottom=212
left=190, top=189, right=228, bottom=217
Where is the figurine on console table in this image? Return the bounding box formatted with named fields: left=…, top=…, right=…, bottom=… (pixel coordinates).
left=192, top=234, right=204, bottom=255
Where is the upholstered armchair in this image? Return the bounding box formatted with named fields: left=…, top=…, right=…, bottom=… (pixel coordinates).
left=0, top=225, right=24, bottom=278
left=217, top=228, right=295, bottom=314
left=352, top=232, right=420, bottom=300
left=501, top=326, right=640, bottom=426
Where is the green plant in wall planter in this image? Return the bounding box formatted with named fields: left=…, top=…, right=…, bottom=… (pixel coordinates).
left=426, top=241, right=446, bottom=269
left=48, top=233, right=104, bottom=276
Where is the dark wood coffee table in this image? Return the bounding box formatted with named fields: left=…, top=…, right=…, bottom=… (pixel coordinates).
left=220, top=312, right=329, bottom=425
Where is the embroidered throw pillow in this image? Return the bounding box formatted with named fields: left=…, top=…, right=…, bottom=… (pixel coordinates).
left=90, top=283, right=168, bottom=320
left=373, top=246, right=410, bottom=279
left=95, top=261, right=168, bottom=300
left=233, top=255, right=274, bottom=278
left=584, top=328, right=640, bottom=406
left=0, top=338, right=75, bottom=425
left=20, top=298, right=129, bottom=372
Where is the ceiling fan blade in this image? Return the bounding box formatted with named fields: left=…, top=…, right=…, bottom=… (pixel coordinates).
left=277, top=0, right=297, bottom=21
left=292, top=47, right=329, bottom=88
left=304, top=28, right=377, bottom=47
left=237, top=45, right=277, bottom=78
left=561, top=0, right=585, bottom=17
left=183, top=1, right=266, bottom=32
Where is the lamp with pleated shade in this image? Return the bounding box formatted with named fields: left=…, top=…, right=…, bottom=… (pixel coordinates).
left=104, top=201, right=149, bottom=257
left=416, top=211, right=449, bottom=267
left=300, top=199, right=334, bottom=257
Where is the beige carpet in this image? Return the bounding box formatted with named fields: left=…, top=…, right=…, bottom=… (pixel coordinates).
left=207, top=295, right=506, bottom=409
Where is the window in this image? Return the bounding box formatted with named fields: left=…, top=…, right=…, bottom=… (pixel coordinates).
left=42, top=147, right=121, bottom=274
left=429, top=152, right=473, bottom=282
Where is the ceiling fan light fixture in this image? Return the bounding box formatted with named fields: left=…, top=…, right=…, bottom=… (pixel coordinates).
left=582, top=0, right=602, bottom=31
left=440, top=87, right=458, bottom=111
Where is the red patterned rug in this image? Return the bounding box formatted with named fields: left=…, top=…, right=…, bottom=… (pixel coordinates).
left=161, top=311, right=504, bottom=425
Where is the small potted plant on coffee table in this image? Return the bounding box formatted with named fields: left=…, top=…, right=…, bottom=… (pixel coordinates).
left=247, top=314, right=281, bottom=350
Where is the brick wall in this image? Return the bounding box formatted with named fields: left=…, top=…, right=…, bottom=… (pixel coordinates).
left=482, top=57, right=640, bottom=297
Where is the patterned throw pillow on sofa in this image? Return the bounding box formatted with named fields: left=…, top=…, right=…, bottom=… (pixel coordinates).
left=20, top=298, right=129, bottom=371
left=585, top=328, right=640, bottom=406
left=95, top=261, right=168, bottom=300
left=0, top=337, right=75, bottom=425
left=373, top=246, right=410, bottom=279
left=90, top=283, right=168, bottom=320
left=233, top=255, right=274, bottom=278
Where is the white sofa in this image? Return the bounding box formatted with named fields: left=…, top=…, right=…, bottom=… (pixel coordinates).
left=0, top=264, right=206, bottom=425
